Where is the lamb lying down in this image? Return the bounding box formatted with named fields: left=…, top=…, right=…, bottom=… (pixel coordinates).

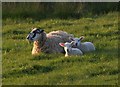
left=59, top=42, right=83, bottom=57
left=70, top=36, right=95, bottom=53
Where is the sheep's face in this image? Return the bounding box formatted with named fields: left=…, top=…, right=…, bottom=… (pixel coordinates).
left=26, top=28, right=44, bottom=41
left=70, top=36, right=84, bottom=47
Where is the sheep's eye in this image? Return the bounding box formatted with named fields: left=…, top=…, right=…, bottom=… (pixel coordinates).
left=30, top=33, right=36, bottom=38
left=32, top=33, right=36, bottom=38
left=30, top=33, right=34, bottom=36
left=67, top=49, right=69, bottom=52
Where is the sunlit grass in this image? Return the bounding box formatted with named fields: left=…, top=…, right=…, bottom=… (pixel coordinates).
left=2, top=12, right=119, bottom=85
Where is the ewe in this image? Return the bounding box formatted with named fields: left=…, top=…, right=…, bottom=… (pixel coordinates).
left=26, top=28, right=74, bottom=55
left=59, top=42, right=83, bottom=57
left=70, top=36, right=95, bottom=53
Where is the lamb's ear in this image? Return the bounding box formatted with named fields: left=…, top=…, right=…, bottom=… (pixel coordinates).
left=79, top=36, right=84, bottom=40
left=59, top=43, right=65, bottom=47
left=69, top=37, right=74, bottom=41
left=71, top=41, right=75, bottom=46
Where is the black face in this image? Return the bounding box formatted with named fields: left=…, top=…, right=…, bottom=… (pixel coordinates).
left=26, top=28, right=44, bottom=41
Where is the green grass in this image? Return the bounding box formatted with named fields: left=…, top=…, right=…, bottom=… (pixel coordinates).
left=2, top=12, right=119, bottom=85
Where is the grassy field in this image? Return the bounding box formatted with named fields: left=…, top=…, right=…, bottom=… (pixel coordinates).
left=2, top=12, right=119, bottom=85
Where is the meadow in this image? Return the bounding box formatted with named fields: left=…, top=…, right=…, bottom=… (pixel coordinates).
left=2, top=12, right=119, bottom=85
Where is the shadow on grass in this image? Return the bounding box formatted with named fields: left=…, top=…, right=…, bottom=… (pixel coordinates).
left=3, top=65, right=55, bottom=78
left=83, top=47, right=118, bottom=63
left=94, top=48, right=118, bottom=58
left=95, top=47, right=118, bottom=55
left=31, top=47, right=118, bottom=65
left=21, top=65, right=54, bottom=74
left=31, top=54, right=52, bottom=60
left=31, top=53, right=63, bottom=61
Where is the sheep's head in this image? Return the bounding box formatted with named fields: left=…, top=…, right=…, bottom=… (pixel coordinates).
left=69, top=36, right=84, bottom=47
left=59, top=42, right=74, bottom=57
left=26, top=28, right=44, bottom=42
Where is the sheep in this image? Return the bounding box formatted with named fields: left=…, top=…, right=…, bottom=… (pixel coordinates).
left=59, top=42, right=83, bottom=57
left=70, top=36, right=95, bottom=53
left=26, top=28, right=74, bottom=55
left=48, top=30, right=73, bottom=39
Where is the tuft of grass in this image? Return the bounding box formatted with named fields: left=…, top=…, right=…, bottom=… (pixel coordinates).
left=2, top=12, right=119, bottom=85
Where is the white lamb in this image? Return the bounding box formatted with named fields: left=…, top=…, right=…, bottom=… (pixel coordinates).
left=70, top=36, right=95, bottom=53
left=26, top=28, right=74, bottom=55
left=59, top=42, right=83, bottom=57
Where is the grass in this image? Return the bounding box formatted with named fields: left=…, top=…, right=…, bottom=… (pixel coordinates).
left=2, top=12, right=119, bottom=85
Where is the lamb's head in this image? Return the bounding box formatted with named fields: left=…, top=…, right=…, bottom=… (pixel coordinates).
left=69, top=36, right=84, bottom=47
left=26, top=28, right=44, bottom=42
left=59, top=42, right=74, bottom=57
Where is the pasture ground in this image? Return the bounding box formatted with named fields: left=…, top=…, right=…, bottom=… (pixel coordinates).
left=2, top=12, right=119, bottom=85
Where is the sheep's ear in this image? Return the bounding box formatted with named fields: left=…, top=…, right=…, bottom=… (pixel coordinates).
left=79, top=36, right=84, bottom=40
left=71, top=41, right=75, bottom=46
left=59, top=43, right=65, bottom=47
left=37, top=28, right=44, bottom=33
left=40, top=29, right=44, bottom=33
left=69, top=37, right=74, bottom=41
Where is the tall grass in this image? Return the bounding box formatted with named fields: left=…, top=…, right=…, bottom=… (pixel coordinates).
left=2, top=2, right=118, bottom=19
